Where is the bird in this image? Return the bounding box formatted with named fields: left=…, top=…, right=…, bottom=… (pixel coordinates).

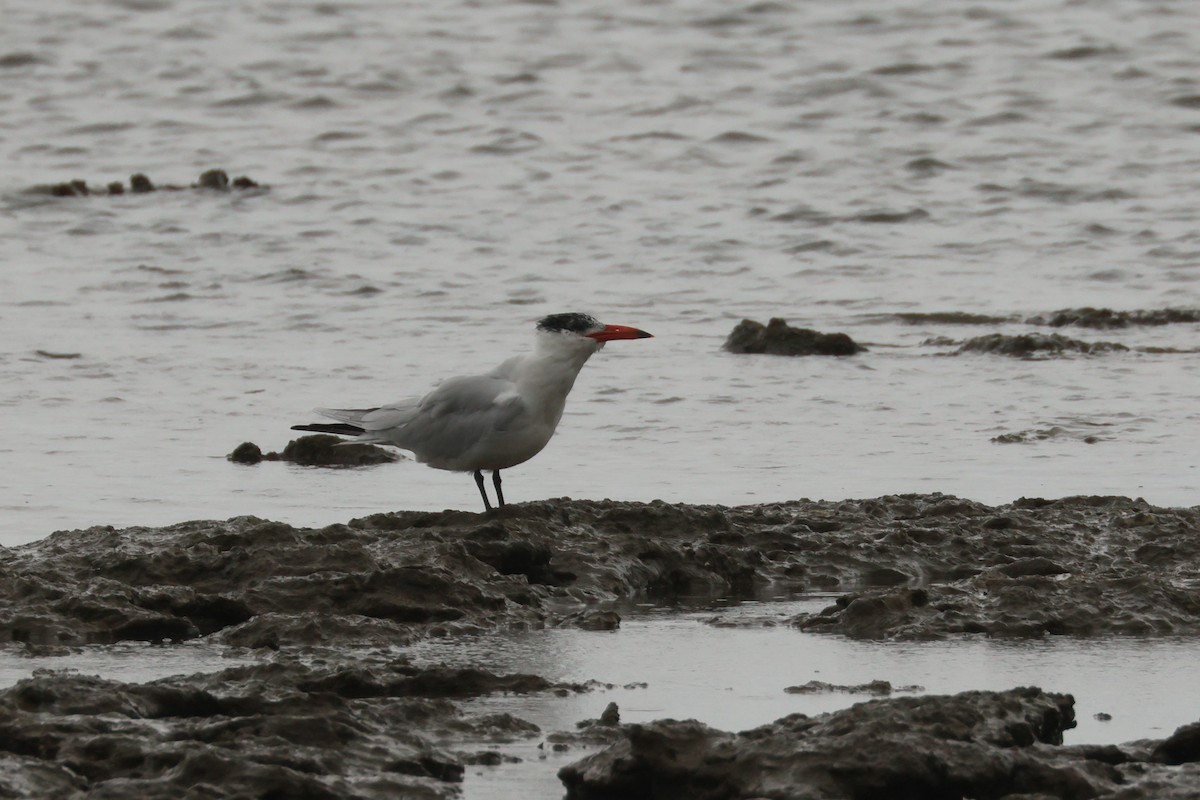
left=291, top=313, right=653, bottom=511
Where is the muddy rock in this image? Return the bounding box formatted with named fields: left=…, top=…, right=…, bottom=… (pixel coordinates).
left=0, top=657, right=560, bottom=800
left=884, top=311, right=1016, bottom=325
left=227, top=435, right=400, bottom=466
left=227, top=441, right=264, bottom=464
left=3, top=494, right=1200, bottom=647
left=278, top=434, right=399, bottom=466
left=723, top=318, right=865, bottom=356
left=992, top=426, right=1106, bottom=444
left=559, top=688, right=1200, bottom=800
left=1028, top=307, right=1200, bottom=328
left=784, top=679, right=916, bottom=696
left=955, top=332, right=1128, bottom=357
left=24, top=170, right=263, bottom=197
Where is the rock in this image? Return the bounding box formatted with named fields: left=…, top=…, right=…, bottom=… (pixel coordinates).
left=1027, top=307, right=1200, bottom=328
left=227, top=436, right=398, bottom=466
left=227, top=441, right=263, bottom=464
left=0, top=657, right=559, bottom=800
left=4, top=495, right=1200, bottom=797
left=992, top=426, right=1107, bottom=444
left=559, top=688, right=1088, bottom=799
left=195, top=169, right=229, bottom=190
left=886, top=311, right=1015, bottom=325
left=599, top=702, right=620, bottom=726
left=23, top=171, right=263, bottom=197
left=783, top=679, right=900, bottom=696
left=129, top=174, right=155, bottom=193
left=277, top=434, right=399, bottom=466
left=1152, top=721, right=1200, bottom=764
left=560, top=688, right=1200, bottom=799
left=955, top=332, right=1128, bottom=357
left=3, top=494, right=1199, bottom=647
left=723, top=318, right=865, bottom=356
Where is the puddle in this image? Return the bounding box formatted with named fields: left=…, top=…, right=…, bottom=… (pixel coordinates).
left=404, top=599, right=1200, bottom=799
left=0, top=640, right=255, bottom=688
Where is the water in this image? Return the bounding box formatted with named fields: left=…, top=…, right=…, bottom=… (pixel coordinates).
left=1, top=0, right=1198, bottom=545
left=408, top=601, right=1200, bottom=798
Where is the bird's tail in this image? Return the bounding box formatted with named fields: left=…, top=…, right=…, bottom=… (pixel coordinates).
left=291, top=422, right=365, bottom=436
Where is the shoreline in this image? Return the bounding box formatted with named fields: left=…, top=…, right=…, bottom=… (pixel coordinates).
left=2, top=494, right=1198, bottom=797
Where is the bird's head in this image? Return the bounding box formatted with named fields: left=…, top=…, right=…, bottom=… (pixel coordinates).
left=536, top=313, right=653, bottom=350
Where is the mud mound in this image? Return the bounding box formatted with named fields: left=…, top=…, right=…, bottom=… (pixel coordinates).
left=560, top=688, right=1200, bottom=799
left=723, top=318, right=865, bottom=356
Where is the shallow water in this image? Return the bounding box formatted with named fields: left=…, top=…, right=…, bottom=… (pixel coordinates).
left=2, top=0, right=1199, bottom=545
left=408, top=600, right=1200, bottom=799
left=0, top=640, right=254, bottom=689
left=3, top=599, right=1196, bottom=798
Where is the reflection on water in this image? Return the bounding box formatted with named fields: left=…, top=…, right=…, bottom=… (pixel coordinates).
left=406, top=600, right=1200, bottom=800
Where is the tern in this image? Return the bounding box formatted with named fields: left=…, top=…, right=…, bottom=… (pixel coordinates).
left=292, top=313, right=653, bottom=511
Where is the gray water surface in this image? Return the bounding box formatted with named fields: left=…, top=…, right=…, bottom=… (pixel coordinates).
left=2, top=0, right=1199, bottom=545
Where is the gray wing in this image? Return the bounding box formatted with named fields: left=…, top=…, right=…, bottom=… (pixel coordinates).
left=396, top=375, right=530, bottom=461
left=320, top=375, right=530, bottom=462
left=316, top=402, right=420, bottom=432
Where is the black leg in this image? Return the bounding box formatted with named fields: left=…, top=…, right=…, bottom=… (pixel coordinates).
left=473, top=469, right=492, bottom=512
left=493, top=470, right=505, bottom=508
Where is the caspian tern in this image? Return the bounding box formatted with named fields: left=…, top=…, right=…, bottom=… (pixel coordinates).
left=292, top=313, right=652, bottom=511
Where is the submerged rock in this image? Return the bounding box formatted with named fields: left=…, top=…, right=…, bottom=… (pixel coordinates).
left=227, top=435, right=399, bottom=466
left=723, top=318, right=865, bottom=356
left=783, top=679, right=916, bottom=696
left=278, top=434, right=399, bottom=466
left=955, top=332, right=1128, bottom=357
left=24, top=170, right=263, bottom=197
left=228, top=441, right=264, bottom=464
left=992, top=426, right=1106, bottom=444
left=1028, top=307, right=1200, bottom=328
left=560, top=688, right=1200, bottom=800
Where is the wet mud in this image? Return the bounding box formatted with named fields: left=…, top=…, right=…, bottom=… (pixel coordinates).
left=2, top=493, right=1199, bottom=797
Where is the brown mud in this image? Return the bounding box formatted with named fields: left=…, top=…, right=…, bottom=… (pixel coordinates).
left=1, top=493, right=1198, bottom=797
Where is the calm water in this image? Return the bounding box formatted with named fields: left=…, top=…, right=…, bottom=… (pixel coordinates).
left=2, top=0, right=1199, bottom=544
